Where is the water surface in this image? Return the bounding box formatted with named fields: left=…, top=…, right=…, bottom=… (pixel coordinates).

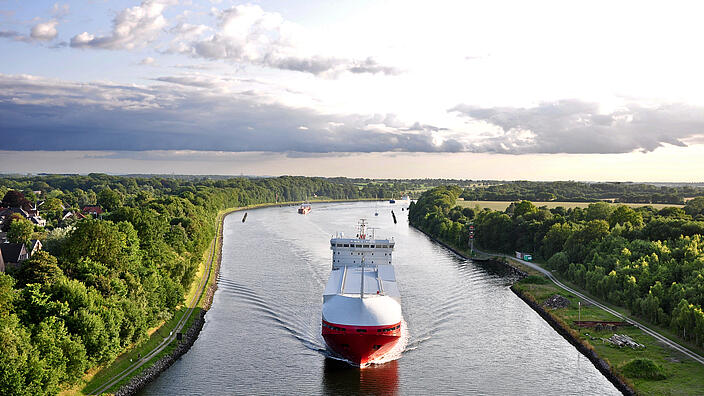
left=142, top=202, right=619, bottom=395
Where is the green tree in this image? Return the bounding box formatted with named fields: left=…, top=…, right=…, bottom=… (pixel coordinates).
left=97, top=188, right=123, bottom=212
left=608, top=205, right=644, bottom=228
left=42, top=197, right=64, bottom=222
left=8, top=216, right=34, bottom=246
left=585, top=202, right=613, bottom=221
left=684, top=197, right=704, bottom=217
left=16, top=251, right=64, bottom=287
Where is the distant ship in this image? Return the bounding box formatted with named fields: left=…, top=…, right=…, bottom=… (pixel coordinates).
left=322, top=220, right=402, bottom=366
left=298, top=203, right=312, bottom=214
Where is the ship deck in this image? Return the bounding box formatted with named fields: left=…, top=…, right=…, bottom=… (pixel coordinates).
left=323, top=264, right=400, bottom=299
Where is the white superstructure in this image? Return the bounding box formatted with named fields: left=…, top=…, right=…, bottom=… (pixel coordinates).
left=322, top=219, right=402, bottom=326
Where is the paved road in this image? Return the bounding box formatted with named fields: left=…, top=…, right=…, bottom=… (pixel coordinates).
left=477, top=249, right=704, bottom=366
left=89, top=222, right=221, bottom=395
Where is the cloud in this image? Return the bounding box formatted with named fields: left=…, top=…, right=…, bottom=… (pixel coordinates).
left=0, top=30, right=29, bottom=42
left=51, top=3, right=70, bottom=19
left=31, top=20, right=58, bottom=41
left=450, top=100, right=704, bottom=154
left=140, top=56, right=157, bottom=65
left=172, top=4, right=398, bottom=76
left=0, top=73, right=457, bottom=153
left=70, top=0, right=174, bottom=49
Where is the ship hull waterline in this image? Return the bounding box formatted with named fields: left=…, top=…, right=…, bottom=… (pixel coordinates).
left=322, top=320, right=401, bottom=366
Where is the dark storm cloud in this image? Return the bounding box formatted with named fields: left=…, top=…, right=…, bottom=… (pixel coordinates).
left=451, top=100, right=704, bottom=154
left=0, top=74, right=456, bottom=153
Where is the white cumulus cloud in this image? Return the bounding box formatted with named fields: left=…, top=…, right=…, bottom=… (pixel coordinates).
left=173, top=4, right=398, bottom=76
left=70, top=0, right=175, bottom=50
left=31, top=20, right=59, bottom=41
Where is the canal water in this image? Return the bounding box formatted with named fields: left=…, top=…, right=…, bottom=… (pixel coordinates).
left=142, top=201, right=619, bottom=395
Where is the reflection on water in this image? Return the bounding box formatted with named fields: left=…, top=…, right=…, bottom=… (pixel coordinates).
left=141, top=202, right=620, bottom=395
left=322, top=359, right=399, bottom=396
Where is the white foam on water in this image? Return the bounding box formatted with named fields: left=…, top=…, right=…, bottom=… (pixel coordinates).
left=365, top=317, right=409, bottom=367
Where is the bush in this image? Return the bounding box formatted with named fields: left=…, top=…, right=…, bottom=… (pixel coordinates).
left=619, top=358, right=667, bottom=380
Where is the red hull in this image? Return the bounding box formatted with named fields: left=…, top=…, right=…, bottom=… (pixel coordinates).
left=322, top=320, right=401, bottom=366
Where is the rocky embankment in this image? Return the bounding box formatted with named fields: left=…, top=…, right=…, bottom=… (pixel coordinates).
left=115, top=310, right=207, bottom=396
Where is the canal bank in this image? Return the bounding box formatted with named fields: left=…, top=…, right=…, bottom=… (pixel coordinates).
left=410, top=222, right=704, bottom=395
left=410, top=224, right=632, bottom=395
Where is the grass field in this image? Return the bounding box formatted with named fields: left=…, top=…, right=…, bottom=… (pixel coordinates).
left=456, top=200, right=684, bottom=211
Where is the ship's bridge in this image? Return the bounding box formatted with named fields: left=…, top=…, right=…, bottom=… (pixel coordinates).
left=330, top=237, right=394, bottom=268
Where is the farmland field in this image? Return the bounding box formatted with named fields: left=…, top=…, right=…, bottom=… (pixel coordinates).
left=456, top=200, right=684, bottom=211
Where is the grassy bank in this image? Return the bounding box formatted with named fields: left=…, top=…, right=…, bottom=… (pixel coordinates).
left=512, top=276, right=704, bottom=395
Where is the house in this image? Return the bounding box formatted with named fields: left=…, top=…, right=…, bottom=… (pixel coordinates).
left=29, top=216, right=46, bottom=227
left=62, top=210, right=86, bottom=221
left=0, top=207, right=30, bottom=220
left=82, top=205, right=104, bottom=216
left=0, top=206, right=45, bottom=227
left=29, top=239, right=42, bottom=256
left=0, top=243, right=29, bottom=271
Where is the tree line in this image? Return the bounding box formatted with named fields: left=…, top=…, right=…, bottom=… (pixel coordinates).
left=460, top=180, right=703, bottom=204
left=0, top=174, right=408, bottom=395
left=410, top=186, right=704, bottom=348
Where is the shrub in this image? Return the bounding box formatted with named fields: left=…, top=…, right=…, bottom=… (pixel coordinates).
left=619, top=358, right=667, bottom=380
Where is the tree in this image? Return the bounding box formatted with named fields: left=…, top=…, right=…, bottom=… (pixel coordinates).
left=585, top=202, right=613, bottom=221
left=7, top=216, right=34, bottom=246
left=16, top=251, right=64, bottom=287
left=684, top=197, right=704, bottom=217
left=97, top=188, right=123, bottom=212
left=608, top=205, right=644, bottom=228
left=42, top=197, right=64, bottom=222
left=512, top=200, right=538, bottom=219
left=1, top=190, right=30, bottom=208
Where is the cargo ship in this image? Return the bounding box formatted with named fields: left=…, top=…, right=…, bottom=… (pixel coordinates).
left=322, top=219, right=402, bottom=366
left=298, top=203, right=312, bottom=214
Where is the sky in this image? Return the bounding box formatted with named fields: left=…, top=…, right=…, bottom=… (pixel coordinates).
left=1, top=0, right=704, bottom=181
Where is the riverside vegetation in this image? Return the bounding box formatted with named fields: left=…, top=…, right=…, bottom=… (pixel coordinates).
left=0, top=174, right=414, bottom=395
left=409, top=186, right=704, bottom=394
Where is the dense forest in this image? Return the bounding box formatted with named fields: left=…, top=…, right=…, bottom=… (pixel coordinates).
left=410, top=187, right=704, bottom=349
left=0, top=174, right=409, bottom=395
left=460, top=181, right=704, bottom=204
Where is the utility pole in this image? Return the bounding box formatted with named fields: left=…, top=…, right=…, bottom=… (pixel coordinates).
left=468, top=223, right=475, bottom=255
left=578, top=301, right=581, bottom=322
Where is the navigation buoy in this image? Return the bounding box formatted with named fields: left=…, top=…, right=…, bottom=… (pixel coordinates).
left=242, top=212, right=248, bottom=223
left=391, top=210, right=397, bottom=224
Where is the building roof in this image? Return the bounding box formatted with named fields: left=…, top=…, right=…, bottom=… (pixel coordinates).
left=0, top=243, right=27, bottom=263
left=0, top=207, right=29, bottom=219
left=82, top=205, right=104, bottom=214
